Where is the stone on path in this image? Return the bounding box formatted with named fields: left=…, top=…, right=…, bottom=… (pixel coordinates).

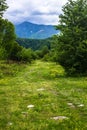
left=27, top=105, right=34, bottom=108
left=78, top=104, right=84, bottom=107
left=67, top=102, right=75, bottom=108
left=37, top=88, right=45, bottom=91
left=51, top=116, right=68, bottom=120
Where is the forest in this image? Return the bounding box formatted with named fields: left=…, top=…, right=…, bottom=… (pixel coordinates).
left=0, top=0, right=87, bottom=129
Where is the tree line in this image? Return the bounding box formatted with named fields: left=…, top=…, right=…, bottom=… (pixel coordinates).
left=16, top=38, right=51, bottom=51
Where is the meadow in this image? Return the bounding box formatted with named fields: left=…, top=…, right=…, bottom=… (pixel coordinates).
left=0, top=60, right=87, bottom=130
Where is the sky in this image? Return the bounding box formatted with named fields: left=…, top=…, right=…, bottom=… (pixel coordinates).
left=4, top=0, right=68, bottom=25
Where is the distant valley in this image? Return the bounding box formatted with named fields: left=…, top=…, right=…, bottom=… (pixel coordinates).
left=15, top=21, right=59, bottom=39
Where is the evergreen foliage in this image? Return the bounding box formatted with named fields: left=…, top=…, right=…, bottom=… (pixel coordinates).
left=56, top=0, right=87, bottom=75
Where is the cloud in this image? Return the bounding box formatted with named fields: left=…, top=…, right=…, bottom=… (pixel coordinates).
left=4, top=0, right=68, bottom=25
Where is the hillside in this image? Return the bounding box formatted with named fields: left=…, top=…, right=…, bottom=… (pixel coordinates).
left=0, top=60, right=87, bottom=129
left=15, top=21, right=59, bottom=39
left=16, top=38, right=52, bottom=50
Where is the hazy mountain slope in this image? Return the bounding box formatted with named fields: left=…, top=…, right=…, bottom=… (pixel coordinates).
left=15, top=21, right=59, bottom=39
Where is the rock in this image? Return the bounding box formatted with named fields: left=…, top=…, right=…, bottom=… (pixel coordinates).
left=37, top=88, right=45, bottom=91
left=27, top=105, right=34, bottom=108
left=51, top=116, right=68, bottom=120
left=78, top=104, right=84, bottom=107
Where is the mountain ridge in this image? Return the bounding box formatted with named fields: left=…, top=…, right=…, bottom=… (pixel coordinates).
left=15, top=21, right=59, bottom=39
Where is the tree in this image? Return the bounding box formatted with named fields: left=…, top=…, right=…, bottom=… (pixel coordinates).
left=2, top=20, right=17, bottom=59
left=17, top=48, right=35, bottom=63
left=0, top=0, right=8, bottom=45
left=0, top=0, right=8, bottom=59
left=0, top=18, right=5, bottom=45
left=0, top=0, right=8, bottom=18
left=0, top=1, right=24, bottom=62
left=56, top=0, right=87, bottom=75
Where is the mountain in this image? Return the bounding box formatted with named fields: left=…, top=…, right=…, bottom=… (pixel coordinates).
left=15, top=21, right=59, bottom=39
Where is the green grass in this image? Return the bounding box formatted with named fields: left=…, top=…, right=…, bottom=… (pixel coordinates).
left=0, top=60, right=87, bottom=130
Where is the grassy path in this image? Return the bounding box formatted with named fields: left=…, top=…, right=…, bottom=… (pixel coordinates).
left=0, top=60, right=87, bottom=130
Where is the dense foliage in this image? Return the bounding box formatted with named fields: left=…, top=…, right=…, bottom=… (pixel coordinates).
left=16, top=38, right=51, bottom=50
left=16, top=38, right=55, bottom=60
left=56, top=0, right=87, bottom=75
left=0, top=18, right=21, bottom=61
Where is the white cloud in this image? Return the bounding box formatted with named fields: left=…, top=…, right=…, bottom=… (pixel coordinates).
left=4, top=0, right=68, bottom=25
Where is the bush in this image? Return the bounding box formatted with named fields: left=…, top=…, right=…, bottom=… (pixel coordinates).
left=17, top=48, right=36, bottom=63
left=36, top=46, right=49, bottom=59
left=9, top=42, right=22, bottom=61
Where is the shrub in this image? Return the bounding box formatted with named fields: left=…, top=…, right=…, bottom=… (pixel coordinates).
left=17, top=48, right=36, bottom=63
